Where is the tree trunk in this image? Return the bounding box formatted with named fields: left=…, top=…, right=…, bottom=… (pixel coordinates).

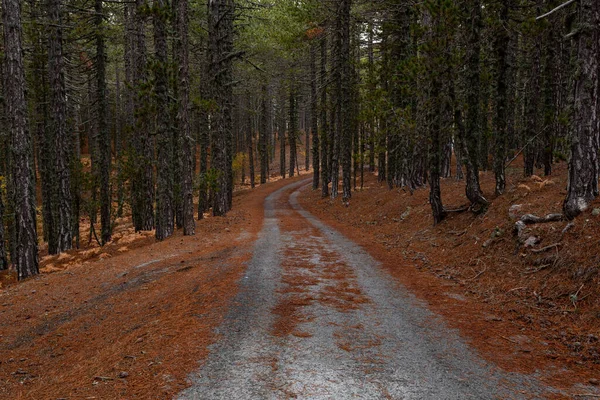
left=289, top=84, right=297, bottom=178
left=564, top=0, right=600, bottom=219
left=260, top=84, right=268, bottom=184
left=340, top=0, right=352, bottom=202
left=48, top=0, right=73, bottom=252
left=208, top=0, right=234, bottom=216
left=311, top=42, right=320, bottom=189
left=248, top=110, right=255, bottom=188
left=95, top=0, right=111, bottom=244
left=132, top=0, right=154, bottom=231
left=320, top=34, right=329, bottom=198
left=493, top=0, right=510, bottom=195
left=154, top=0, right=174, bottom=240
left=461, top=0, right=488, bottom=208
left=174, top=0, right=195, bottom=235
left=0, top=188, right=7, bottom=270
left=2, top=0, right=39, bottom=279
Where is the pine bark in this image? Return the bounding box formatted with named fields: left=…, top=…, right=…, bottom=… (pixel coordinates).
left=208, top=0, right=234, bottom=216
left=320, top=34, right=329, bottom=198
left=311, top=43, right=320, bottom=189
left=289, top=84, right=298, bottom=178
left=48, top=0, right=73, bottom=252
left=563, top=0, right=600, bottom=219
left=174, top=0, right=195, bottom=235
left=493, top=0, right=510, bottom=195
left=95, top=0, right=111, bottom=244
left=3, top=0, right=39, bottom=279
left=0, top=188, right=7, bottom=270
left=154, top=0, right=174, bottom=240
left=340, top=0, right=352, bottom=202
left=132, top=0, right=154, bottom=231
left=260, top=84, right=268, bottom=184
left=461, top=0, right=488, bottom=208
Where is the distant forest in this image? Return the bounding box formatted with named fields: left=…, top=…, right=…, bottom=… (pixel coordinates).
left=0, top=0, right=597, bottom=281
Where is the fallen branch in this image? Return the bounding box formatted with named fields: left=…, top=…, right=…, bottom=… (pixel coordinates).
left=501, top=336, right=518, bottom=344
left=466, top=267, right=487, bottom=281
left=514, top=213, right=563, bottom=239
left=530, top=243, right=561, bottom=254
left=520, top=213, right=563, bottom=224
left=573, top=395, right=600, bottom=398
left=536, top=0, right=576, bottom=20
left=561, top=221, right=575, bottom=235
left=505, top=129, right=546, bottom=169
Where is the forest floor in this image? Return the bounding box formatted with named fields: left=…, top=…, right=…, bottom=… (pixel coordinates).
left=299, top=160, right=600, bottom=398
left=0, top=158, right=599, bottom=399
left=0, top=173, right=311, bottom=399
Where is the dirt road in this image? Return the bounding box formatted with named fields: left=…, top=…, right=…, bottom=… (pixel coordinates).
left=179, top=180, right=552, bottom=399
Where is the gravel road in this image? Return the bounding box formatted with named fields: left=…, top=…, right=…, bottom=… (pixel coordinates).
left=178, top=179, right=551, bottom=400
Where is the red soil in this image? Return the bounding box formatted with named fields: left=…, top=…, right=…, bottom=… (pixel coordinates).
left=0, top=173, right=309, bottom=400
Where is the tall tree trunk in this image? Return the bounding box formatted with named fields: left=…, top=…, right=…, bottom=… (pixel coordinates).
left=2, top=0, right=39, bottom=279
left=320, top=34, right=329, bottom=198
left=247, top=108, right=255, bottom=188
left=311, top=42, right=320, bottom=189
left=95, top=0, right=111, bottom=244
left=0, top=187, right=7, bottom=270
left=461, top=0, right=488, bottom=208
left=493, top=0, right=510, bottom=195
left=289, top=84, right=298, bottom=178
left=279, top=88, right=286, bottom=179
left=154, top=0, right=174, bottom=240
left=48, top=0, right=72, bottom=252
left=208, top=0, right=234, bottom=216
left=132, top=0, right=154, bottom=231
left=564, top=0, right=600, bottom=219
left=260, top=84, right=268, bottom=184
left=174, top=0, right=195, bottom=235
left=340, top=0, right=352, bottom=202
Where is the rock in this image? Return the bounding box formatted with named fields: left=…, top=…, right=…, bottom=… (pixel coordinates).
left=118, top=371, right=129, bottom=379
left=593, top=208, right=600, bottom=216
left=524, top=236, right=541, bottom=248
left=509, top=204, right=523, bottom=220
left=590, top=378, right=599, bottom=386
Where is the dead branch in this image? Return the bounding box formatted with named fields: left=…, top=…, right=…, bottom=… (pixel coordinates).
left=561, top=221, right=575, bottom=235
left=536, top=0, right=577, bottom=20
left=530, top=243, right=561, bottom=254
left=520, top=213, right=563, bottom=224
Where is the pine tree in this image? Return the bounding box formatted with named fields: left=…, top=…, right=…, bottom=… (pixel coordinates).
left=3, top=0, right=39, bottom=279
left=48, top=0, right=73, bottom=252
left=563, top=0, right=600, bottom=219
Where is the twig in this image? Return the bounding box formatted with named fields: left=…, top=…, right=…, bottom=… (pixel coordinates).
left=501, top=336, right=518, bottom=344
left=505, top=129, right=545, bottom=169
left=530, top=243, right=561, bottom=254
left=536, top=0, right=577, bottom=20
left=466, top=267, right=487, bottom=281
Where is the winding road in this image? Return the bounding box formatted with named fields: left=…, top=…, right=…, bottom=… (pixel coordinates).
left=178, top=179, right=548, bottom=399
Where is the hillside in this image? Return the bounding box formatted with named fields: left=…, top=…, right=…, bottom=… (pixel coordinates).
left=300, top=160, right=600, bottom=394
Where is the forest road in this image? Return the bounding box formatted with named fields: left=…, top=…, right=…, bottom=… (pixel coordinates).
left=178, top=179, right=550, bottom=400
